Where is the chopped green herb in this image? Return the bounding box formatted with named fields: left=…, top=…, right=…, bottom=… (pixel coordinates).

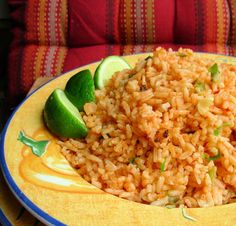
left=129, top=73, right=135, bottom=78
left=208, top=167, right=216, bottom=181
left=160, top=159, right=166, bottom=172
left=129, top=157, right=136, bottom=164
left=166, top=204, right=176, bottom=209
left=213, top=122, right=232, bottom=136
left=213, top=127, right=221, bottom=136
left=203, top=151, right=221, bottom=161
left=202, top=153, right=209, bottom=159
left=208, top=152, right=221, bottom=161
left=194, top=80, right=206, bottom=92
left=208, top=63, right=219, bottom=74
left=178, top=53, right=187, bottom=57
left=208, top=63, right=220, bottom=82
left=145, top=56, right=152, bottom=61
left=222, top=122, right=233, bottom=127
left=181, top=208, right=197, bottom=222
left=168, top=196, right=179, bottom=204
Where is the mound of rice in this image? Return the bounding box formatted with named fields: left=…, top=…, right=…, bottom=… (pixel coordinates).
left=59, top=47, right=236, bottom=208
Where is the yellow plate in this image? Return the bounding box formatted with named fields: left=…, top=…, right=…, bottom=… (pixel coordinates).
left=1, top=53, right=236, bottom=226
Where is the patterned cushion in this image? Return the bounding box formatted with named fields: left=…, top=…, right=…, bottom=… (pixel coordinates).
left=6, top=0, right=236, bottom=106
left=68, top=0, right=119, bottom=46
left=175, top=0, right=230, bottom=46
left=25, top=0, right=68, bottom=46
left=119, top=0, right=175, bottom=44
left=68, top=0, right=175, bottom=46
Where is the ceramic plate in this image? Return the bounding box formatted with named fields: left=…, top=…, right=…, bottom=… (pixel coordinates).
left=1, top=53, right=236, bottom=226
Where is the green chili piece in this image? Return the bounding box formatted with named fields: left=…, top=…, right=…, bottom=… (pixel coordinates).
left=208, top=63, right=220, bottom=82
left=160, top=159, right=166, bottom=172
left=129, top=157, right=136, bottom=164
left=178, top=53, right=187, bottom=57
left=194, top=80, right=206, bottom=92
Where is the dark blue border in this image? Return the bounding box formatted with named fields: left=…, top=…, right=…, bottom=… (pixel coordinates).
left=0, top=53, right=236, bottom=225
left=0, top=209, right=12, bottom=226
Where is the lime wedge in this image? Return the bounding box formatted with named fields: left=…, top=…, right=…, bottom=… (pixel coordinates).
left=65, top=69, right=95, bottom=111
left=94, top=56, right=131, bottom=89
left=44, top=89, right=88, bottom=138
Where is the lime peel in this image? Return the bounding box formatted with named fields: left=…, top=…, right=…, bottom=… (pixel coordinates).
left=65, top=69, right=95, bottom=111
left=44, top=89, right=88, bottom=138
left=94, top=56, right=131, bottom=89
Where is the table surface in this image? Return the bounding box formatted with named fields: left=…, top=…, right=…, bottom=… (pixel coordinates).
left=0, top=77, right=52, bottom=226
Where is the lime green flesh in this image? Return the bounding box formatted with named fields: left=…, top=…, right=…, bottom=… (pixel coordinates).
left=59, top=89, right=84, bottom=120
left=94, top=56, right=131, bottom=89
left=65, top=69, right=95, bottom=111
left=44, top=88, right=88, bottom=138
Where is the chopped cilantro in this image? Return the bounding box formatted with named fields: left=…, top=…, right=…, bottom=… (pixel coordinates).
left=208, top=167, right=216, bottom=181
left=203, top=151, right=221, bottom=161
left=202, top=153, right=209, bottom=159
left=178, top=53, right=187, bottom=57
left=194, top=80, right=206, bottom=92
left=208, top=152, right=221, bottom=161
left=129, top=157, right=136, bottom=164
left=208, top=63, right=220, bottom=82
left=213, top=127, right=221, bottom=136
left=129, top=73, right=135, bottom=78
left=160, top=159, right=166, bottom=172
left=166, top=204, right=176, bottom=209
left=213, top=122, right=232, bottom=136
left=168, top=196, right=179, bottom=204
left=145, top=56, right=152, bottom=61
left=222, top=122, right=233, bottom=127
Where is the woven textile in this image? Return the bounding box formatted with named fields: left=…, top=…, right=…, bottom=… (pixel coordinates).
left=175, top=0, right=230, bottom=54
left=7, top=0, right=236, bottom=106
left=119, top=0, right=174, bottom=44
left=25, top=0, right=68, bottom=46
left=7, top=0, right=68, bottom=104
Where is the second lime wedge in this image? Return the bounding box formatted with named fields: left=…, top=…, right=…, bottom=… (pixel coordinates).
left=65, top=69, right=95, bottom=111
left=94, top=56, right=131, bottom=89
left=44, top=88, right=88, bottom=138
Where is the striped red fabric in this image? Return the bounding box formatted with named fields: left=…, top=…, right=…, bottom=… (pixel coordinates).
left=175, top=0, right=230, bottom=54
left=228, top=0, right=236, bottom=55
left=120, top=0, right=174, bottom=44
left=25, top=0, right=68, bottom=46
left=7, top=0, right=68, bottom=105
left=68, top=0, right=120, bottom=46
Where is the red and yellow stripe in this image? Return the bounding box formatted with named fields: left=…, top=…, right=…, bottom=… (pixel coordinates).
left=120, top=0, right=155, bottom=45
left=25, top=0, right=68, bottom=45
